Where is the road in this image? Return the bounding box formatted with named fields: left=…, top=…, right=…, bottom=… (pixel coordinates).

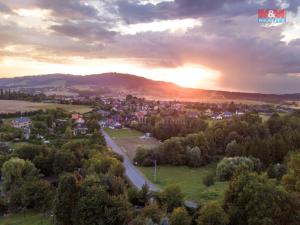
left=101, top=129, right=159, bottom=192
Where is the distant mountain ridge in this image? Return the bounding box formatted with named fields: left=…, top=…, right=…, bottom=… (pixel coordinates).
left=1, top=73, right=300, bottom=102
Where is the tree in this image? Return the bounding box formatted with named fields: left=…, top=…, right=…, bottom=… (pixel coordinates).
left=1, top=157, right=38, bottom=193
left=282, top=153, right=300, bottom=192
left=20, top=179, right=53, bottom=211
left=77, top=176, right=131, bottom=225
left=216, top=157, right=258, bottom=181
left=157, top=185, right=184, bottom=212
left=170, top=207, right=191, bottom=225
left=54, top=174, right=79, bottom=225
left=186, top=146, right=203, bottom=167
left=161, top=138, right=185, bottom=165
left=64, top=126, right=73, bottom=139
left=86, top=119, right=100, bottom=132
left=267, top=113, right=283, bottom=135
left=224, top=173, right=295, bottom=225
left=140, top=204, right=163, bottom=224
left=53, top=151, right=77, bottom=175
left=196, top=201, right=229, bottom=225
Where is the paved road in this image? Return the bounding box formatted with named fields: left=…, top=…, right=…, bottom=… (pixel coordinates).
left=101, top=129, right=159, bottom=191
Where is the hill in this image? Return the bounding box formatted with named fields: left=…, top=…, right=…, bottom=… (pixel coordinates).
left=1, top=73, right=300, bottom=102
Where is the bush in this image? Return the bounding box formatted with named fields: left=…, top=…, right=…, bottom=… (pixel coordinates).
left=170, top=207, right=191, bottom=225
left=267, top=163, right=286, bottom=180
left=157, top=186, right=184, bottom=212
left=202, top=173, right=215, bottom=187
left=197, top=201, right=229, bottom=225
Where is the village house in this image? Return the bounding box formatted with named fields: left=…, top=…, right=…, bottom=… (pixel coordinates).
left=212, top=113, right=223, bottom=120
left=205, top=108, right=213, bottom=116
left=73, top=123, right=88, bottom=136
left=187, top=111, right=199, bottom=119
left=11, top=117, right=32, bottom=129
left=223, top=111, right=233, bottom=118
left=71, top=113, right=82, bottom=120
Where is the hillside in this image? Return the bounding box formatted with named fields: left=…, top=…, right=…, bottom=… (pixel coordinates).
left=1, top=73, right=300, bottom=102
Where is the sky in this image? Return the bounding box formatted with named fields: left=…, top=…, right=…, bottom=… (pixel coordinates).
left=0, top=0, right=300, bottom=93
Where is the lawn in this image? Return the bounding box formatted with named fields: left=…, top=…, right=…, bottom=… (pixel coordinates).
left=0, top=100, right=92, bottom=114
left=140, top=165, right=228, bottom=204
left=105, top=128, right=160, bottom=160
left=0, top=212, right=53, bottom=225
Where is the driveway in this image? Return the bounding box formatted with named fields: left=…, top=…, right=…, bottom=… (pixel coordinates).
left=101, top=129, right=159, bottom=192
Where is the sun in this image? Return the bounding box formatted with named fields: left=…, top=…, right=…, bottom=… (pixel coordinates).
left=168, top=64, right=221, bottom=89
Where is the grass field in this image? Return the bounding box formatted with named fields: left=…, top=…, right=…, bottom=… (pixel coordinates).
left=0, top=212, right=53, bottom=225
left=0, top=100, right=92, bottom=114
left=105, top=128, right=159, bottom=160
left=140, top=165, right=228, bottom=204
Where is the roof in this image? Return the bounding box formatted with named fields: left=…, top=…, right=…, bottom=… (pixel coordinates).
left=13, top=117, right=31, bottom=123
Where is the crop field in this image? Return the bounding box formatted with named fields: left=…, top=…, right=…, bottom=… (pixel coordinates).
left=140, top=165, right=228, bottom=204
left=0, top=212, right=53, bottom=225
left=0, top=100, right=92, bottom=114
left=105, top=128, right=160, bottom=160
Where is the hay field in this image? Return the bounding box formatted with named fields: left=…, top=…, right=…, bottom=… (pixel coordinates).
left=0, top=100, right=92, bottom=113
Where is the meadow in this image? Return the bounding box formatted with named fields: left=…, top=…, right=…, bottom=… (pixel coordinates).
left=0, top=212, right=53, bottom=225
left=0, top=100, right=92, bottom=114
left=105, top=128, right=159, bottom=160
left=140, top=165, right=228, bottom=204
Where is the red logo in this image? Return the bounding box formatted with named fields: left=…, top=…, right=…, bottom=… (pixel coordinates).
left=258, top=9, right=286, bottom=18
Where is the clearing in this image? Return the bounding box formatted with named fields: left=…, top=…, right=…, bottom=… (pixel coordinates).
left=0, top=212, right=53, bottom=225
left=140, top=165, right=228, bottom=204
left=0, top=100, right=92, bottom=114
left=104, top=128, right=159, bottom=160
left=104, top=127, right=228, bottom=203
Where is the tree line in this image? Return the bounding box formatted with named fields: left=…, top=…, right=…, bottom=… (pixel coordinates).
left=135, top=112, right=300, bottom=168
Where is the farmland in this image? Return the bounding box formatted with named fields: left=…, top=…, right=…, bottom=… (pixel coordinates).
left=140, top=165, right=228, bottom=204
left=0, top=100, right=92, bottom=114
left=105, top=128, right=159, bottom=160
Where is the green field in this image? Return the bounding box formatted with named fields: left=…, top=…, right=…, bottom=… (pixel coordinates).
left=140, top=165, right=228, bottom=204
left=104, top=128, right=143, bottom=138
left=0, top=212, right=53, bottom=225
left=105, top=128, right=159, bottom=160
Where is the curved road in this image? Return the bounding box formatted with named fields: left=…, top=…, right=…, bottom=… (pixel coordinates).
left=101, top=129, right=159, bottom=192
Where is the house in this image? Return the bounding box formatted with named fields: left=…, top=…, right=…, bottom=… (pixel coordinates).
left=212, top=113, right=223, bottom=120
left=55, top=119, right=68, bottom=127
left=11, top=117, right=32, bottom=129
left=135, top=111, right=147, bottom=122
left=75, top=117, right=85, bottom=124
left=187, top=111, right=199, bottom=119
left=235, top=111, right=245, bottom=116
left=223, top=111, right=233, bottom=118
left=205, top=109, right=213, bottom=116
left=71, top=113, right=82, bottom=120
left=73, top=123, right=88, bottom=136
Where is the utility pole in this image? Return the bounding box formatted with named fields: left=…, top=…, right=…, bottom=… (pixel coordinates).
left=154, top=160, right=157, bottom=183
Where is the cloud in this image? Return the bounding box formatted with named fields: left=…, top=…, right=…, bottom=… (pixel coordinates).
left=33, top=0, right=99, bottom=19
left=50, top=21, right=117, bottom=42
left=0, top=2, right=11, bottom=13
left=114, top=0, right=300, bottom=24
